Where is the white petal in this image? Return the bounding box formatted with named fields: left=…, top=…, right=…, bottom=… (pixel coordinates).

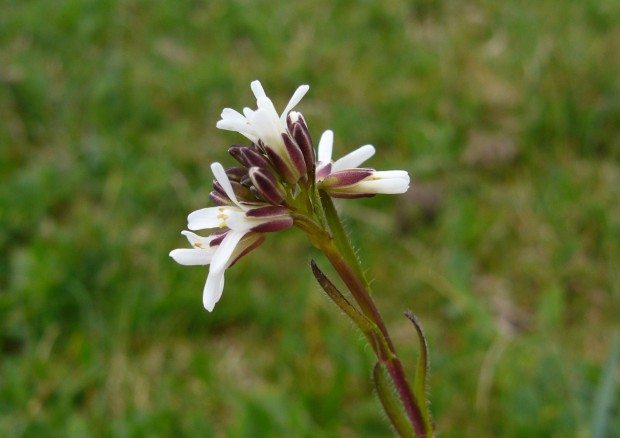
left=220, top=108, right=246, bottom=123
left=317, top=130, right=334, bottom=163
left=242, top=107, right=254, bottom=119
left=250, top=80, right=266, bottom=99
left=187, top=206, right=226, bottom=230
left=371, top=170, right=409, bottom=180
left=203, top=268, right=226, bottom=311
left=211, top=162, right=244, bottom=209
left=332, top=145, right=376, bottom=172
left=280, top=85, right=309, bottom=124
left=169, top=248, right=214, bottom=266
left=350, top=177, right=410, bottom=194
left=182, top=230, right=217, bottom=248
left=249, top=108, right=283, bottom=150
left=210, top=230, right=246, bottom=273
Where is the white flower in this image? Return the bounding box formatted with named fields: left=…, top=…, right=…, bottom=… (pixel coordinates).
left=170, top=162, right=292, bottom=311
left=315, top=130, right=410, bottom=197
left=216, top=80, right=309, bottom=183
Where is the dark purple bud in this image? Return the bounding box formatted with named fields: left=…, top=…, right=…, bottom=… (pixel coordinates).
left=228, top=234, right=266, bottom=267
left=228, top=146, right=249, bottom=167
left=282, top=133, right=306, bottom=176
left=229, top=146, right=271, bottom=170
left=265, top=146, right=299, bottom=184
left=225, top=166, right=248, bottom=182
left=292, top=123, right=315, bottom=171
left=209, top=191, right=232, bottom=206
left=250, top=217, right=294, bottom=233
left=321, top=168, right=374, bottom=188
left=213, top=180, right=227, bottom=197
left=245, top=205, right=289, bottom=218
left=248, top=167, right=286, bottom=205
left=242, top=147, right=271, bottom=169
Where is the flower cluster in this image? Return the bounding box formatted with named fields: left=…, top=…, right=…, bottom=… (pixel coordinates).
left=171, top=81, right=410, bottom=311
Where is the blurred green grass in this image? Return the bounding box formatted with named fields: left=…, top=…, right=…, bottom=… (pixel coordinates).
left=1, top=0, right=619, bottom=435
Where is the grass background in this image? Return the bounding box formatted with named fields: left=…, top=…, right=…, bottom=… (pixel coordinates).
left=1, top=0, right=619, bottom=436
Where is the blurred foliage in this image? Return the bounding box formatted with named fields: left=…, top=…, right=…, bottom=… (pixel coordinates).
left=1, top=0, right=619, bottom=435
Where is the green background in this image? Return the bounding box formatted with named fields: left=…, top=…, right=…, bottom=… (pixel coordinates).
left=1, top=0, right=619, bottom=436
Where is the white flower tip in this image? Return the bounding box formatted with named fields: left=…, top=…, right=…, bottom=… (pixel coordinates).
left=210, top=162, right=224, bottom=174
left=250, top=80, right=266, bottom=99
left=362, top=144, right=376, bottom=156
left=203, top=300, right=216, bottom=312
left=317, top=130, right=334, bottom=163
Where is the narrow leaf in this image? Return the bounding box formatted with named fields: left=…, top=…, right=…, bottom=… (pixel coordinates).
left=373, top=362, right=415, bottom=438
left=310, top=260, right=376, bottom=335
left=405, top=310, right=433, bottom=432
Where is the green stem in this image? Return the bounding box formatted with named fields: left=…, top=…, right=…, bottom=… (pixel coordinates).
left=318, top=238, right=428, bottom=437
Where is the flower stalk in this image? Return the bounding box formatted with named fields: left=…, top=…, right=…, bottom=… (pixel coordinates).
left=308, top=192, right=431, bottom=437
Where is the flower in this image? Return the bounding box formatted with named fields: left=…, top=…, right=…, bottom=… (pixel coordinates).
left=315, top=130, right=410, bottom=198
left=170, top=162, right=292, bottom=311
left=216, top=80, right=310, bottom=184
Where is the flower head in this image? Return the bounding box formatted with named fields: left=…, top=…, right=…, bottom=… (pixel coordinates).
left=170, top=162, right=292, bottom=311
left=216, top=80, right=311, bottom=184
left=315, top=130, right=410, bottom=198
left=172, top=81, right=410, bottom=311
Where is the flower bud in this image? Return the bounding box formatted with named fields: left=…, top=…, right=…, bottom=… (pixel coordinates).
left=248, top=166, right=286, bottom=205
left=229, top=146, right=271, bottom=169
left=282, top=133, right=307, bottom=176
left=292, top=122, right=315, bottom=172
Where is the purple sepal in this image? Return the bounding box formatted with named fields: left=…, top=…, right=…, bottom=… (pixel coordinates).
left=228, top=234, right=266, bottom=267
left=248, top=167, right=285, bottom=205
left=327, top=191, right=376, bottom=199
left=213, top=181, right=227, bottom=197
left=282, top=133, right=307, bottom=176
left=321, top=168, right=374, bottom=188
left=228, top=145, right=250, bottom=167
left=225, top=166, right=248, bottom=182
left=264, top=145, right=299, bottom=184
left=229, top=146, right=271, bottom=169
left=208, top=230, right=230, bottom=247
left=250, top=217, right=294, bottom=233
left=292, top=123, right=315, bottom=171
left=209, top=191, right=232, bottom=206
left=315, top=162, right=332, bottom=180
left=245, top=205, right=289, bottom=218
